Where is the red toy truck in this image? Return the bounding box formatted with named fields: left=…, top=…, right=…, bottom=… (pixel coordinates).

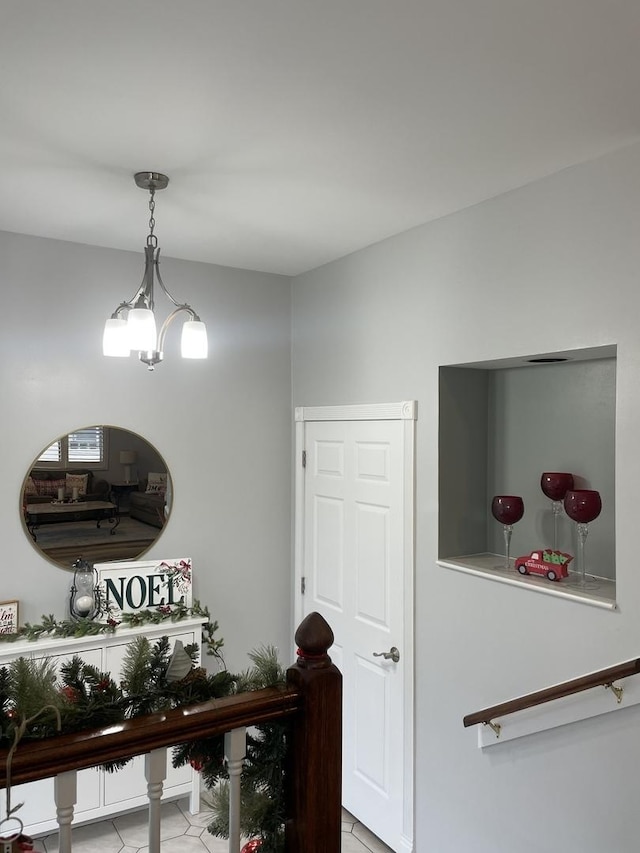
left=514, top=549, right=573, bottom=582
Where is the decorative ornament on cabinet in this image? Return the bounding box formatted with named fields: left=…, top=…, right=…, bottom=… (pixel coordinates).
left=69, top=559, right=102, bottom=621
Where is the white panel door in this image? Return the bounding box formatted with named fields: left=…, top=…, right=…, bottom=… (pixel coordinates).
left=302, top=416, right=411, bottom=852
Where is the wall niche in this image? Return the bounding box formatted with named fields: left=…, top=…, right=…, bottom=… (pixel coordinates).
left=438, top=345, right=616, bottom=607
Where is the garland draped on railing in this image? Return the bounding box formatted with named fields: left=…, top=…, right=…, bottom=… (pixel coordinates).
left=0, top=605, right=287, bottom=852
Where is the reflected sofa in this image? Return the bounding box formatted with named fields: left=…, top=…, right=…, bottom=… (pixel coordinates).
left=24, top=470, right=110, bottom=506
left=129, top=479, right=166, bottom=528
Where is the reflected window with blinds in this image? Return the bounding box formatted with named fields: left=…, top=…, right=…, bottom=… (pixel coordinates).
left=37, top=427, right=106, bottom=468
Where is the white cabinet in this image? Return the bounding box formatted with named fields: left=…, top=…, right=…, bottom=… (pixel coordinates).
left=1, top=617, right=205, bottom=837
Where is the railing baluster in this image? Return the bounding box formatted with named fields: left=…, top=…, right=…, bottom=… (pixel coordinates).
left=54, top=769, right=77, bottom=853
left=224, top=727, right=247, bottom=853
left=145, top=747, right=167, bottom=853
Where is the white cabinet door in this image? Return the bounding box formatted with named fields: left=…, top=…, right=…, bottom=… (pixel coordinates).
left=102, top=631, right=195, bottom=806
left=11, top=648, right=104, bottom=831
left=12, top=769, right=101, bottom=835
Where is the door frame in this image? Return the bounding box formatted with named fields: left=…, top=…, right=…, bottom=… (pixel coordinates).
left=294, top=401, right=416, bottom=853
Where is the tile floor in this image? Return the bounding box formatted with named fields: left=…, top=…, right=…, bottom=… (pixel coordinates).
left=28, top=799, right=393, bottom=853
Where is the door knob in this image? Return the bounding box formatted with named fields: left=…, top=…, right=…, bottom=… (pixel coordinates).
left=373, top=646, right=400, bottom=663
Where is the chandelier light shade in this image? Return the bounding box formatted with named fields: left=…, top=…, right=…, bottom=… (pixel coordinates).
left=181, top=320, right=208, bottom=358
left=103, top=172, right=208, bottom=370
left=102, top=317, right=129, bottom=357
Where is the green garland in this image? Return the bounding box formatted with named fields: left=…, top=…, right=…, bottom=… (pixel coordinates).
left=0, top=601, right=224, bottom=661
left=173, top=645, right=287, bottom=853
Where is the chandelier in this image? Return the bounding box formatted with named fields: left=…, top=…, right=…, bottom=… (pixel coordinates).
left=103, top=172, right=208, bottom=370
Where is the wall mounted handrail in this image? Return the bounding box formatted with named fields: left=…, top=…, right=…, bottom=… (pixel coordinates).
left=463, top=656, right=640, bottom=730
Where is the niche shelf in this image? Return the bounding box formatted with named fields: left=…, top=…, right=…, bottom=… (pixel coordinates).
left=437, top=345, right=617, bottom=609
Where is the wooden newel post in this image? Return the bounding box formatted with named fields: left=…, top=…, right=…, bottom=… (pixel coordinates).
left=285, top=612, right=342, bottom=853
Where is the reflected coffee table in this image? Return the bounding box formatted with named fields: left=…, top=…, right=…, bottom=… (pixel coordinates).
left=25, top=500, right=119, bottom=542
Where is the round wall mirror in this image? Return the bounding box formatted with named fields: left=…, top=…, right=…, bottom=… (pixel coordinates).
left=21, top=425, right=172, bottom=571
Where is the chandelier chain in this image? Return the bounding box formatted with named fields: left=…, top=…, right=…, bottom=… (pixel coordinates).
left=147, top=188, right=157, bottom=247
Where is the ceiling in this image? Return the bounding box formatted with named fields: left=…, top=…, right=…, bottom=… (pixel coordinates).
left=1, top=1, right=640, bottom=276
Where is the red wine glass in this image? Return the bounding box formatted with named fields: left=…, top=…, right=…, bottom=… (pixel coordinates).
left=540, top=472, right=574, bottom=550
left=563, top=489, right=602, bottom=589
left=491, top=496, right=524, bottom=569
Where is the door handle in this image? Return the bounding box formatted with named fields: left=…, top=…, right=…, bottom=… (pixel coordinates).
left=373, top=646, right=400, bottom=663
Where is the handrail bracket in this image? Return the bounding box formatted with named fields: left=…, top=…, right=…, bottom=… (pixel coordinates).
left=483, top=720, right=501, bottom=739
left=605, top=682, right=624, bottom=704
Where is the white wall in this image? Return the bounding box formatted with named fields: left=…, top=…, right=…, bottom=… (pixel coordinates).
left=292, top=140, right=640, bottom=852
left=0, top=230, right=293, bottom=674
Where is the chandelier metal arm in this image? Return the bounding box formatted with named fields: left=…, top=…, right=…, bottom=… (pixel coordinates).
left=110, top=301, right=134, bottom=320
left=154, top=253, right=193, bottom=311
left=157, top=305, right=199, bottom=354
left=138, top=306, right=200, bottom=370
left=109, top=246, right=157, bottom=316
left=135, top=245, right=157, bottom=310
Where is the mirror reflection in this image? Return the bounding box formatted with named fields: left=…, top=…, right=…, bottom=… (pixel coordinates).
left=21, top=426, right=171, bottom=570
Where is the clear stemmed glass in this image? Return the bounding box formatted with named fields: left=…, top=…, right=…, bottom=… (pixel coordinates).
left=491, top=496, right=524, bottom=570
left=540, top=472, right=574, bottom=551
left=563, top=489, right=602, bottom=590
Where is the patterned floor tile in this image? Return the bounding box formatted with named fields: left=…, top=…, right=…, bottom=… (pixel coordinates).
left=138, top=834, right=208, bottom=853
left=35, top=799, right=390, bottom=852
left=43, top=820, right=125, bottom=853
left=352, top=821, right=393, bottom=853
left=199, top=828, right=233, bottom=853
left=113, top=802, right=188, bottom=848
left=342, top=807, right=357, bottom=830
left=177, top=796, right=215, bottom=828
left=341, top=830, right=374, bottom=853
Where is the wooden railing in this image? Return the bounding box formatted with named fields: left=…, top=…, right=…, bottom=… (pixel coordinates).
left=0, top=611, right=342, bottom=853
left=463, top=656, right=640, bottom=736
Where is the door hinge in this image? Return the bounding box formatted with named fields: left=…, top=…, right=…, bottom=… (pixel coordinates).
left=301, top=576, right=306, bottom=595
left=302, top=450, right=306, bottom=468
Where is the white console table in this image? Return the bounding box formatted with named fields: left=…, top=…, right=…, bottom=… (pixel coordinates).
left=0, top=616, right=206, bottom=837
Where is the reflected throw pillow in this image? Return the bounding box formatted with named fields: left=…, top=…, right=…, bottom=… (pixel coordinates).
left=145, top=472, right=167, bottom=495
left=66, top=473, right=89, bottom=496
left=35, top=477, right=66, bottom=496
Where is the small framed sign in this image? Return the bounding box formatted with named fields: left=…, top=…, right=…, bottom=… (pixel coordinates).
left=94, top=557, right=193, bottom=620
left=0, top=600, right=19, bottom=635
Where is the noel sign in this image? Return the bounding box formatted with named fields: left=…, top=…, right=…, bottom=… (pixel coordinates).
left=94, top=557, right=192, bottom=620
